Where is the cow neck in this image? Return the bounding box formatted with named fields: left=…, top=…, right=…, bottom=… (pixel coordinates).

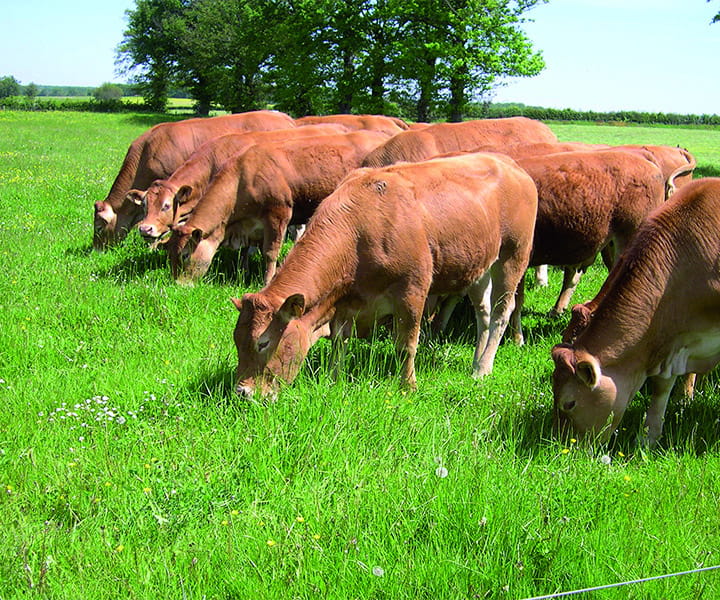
left=167, top=151, right=212, bottom=193
left=187, top=165, right=239, bottom=233
left=577, top=222, right=680, bottom=367
left=105, top=133, right=148, bottom=209
left=264, top=218, right=357, bottom=320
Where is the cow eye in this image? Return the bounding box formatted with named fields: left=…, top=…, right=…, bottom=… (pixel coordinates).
left=162, top=202, right=171, bottom=212
left=257, top=339, right=270, bottom=353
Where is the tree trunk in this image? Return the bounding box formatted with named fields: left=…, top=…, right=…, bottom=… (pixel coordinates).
left=336, top=49, right=355, bottom=114
left=448, top=71, right=466, bottom=122
left=416, top=56, right=436, bottom=123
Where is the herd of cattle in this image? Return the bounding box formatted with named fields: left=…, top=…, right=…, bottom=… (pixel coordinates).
left=92, top=109, right=720, bottom=446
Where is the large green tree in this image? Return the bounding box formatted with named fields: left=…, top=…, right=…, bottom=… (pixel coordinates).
left=0, top=76, right=21, bottom=99
left=116, top=0, right=188, bottom=112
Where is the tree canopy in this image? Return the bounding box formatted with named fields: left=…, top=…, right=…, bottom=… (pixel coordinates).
left=116, top=0, right=547, bottom=120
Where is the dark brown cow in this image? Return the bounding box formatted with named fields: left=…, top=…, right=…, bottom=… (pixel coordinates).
left=552, top=178, right=720, bottom=446
left=133, top=124, right=348, bottom=244
left=168, top=131, right=389, bottom=285
left=295, top=114, right=409, bottom=136
left=93, top=110, right=296, bottom=249
left=509, top=150, right=668, bottom=342
left=231, top=152, right=538, bottom=398
left=361, top=117, right=558, bottom=168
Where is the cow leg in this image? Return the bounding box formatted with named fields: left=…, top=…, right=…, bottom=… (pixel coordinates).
left=393, top=291, right=427, bottom=390
left=644, top=375, right=676, bottom=447
left=432, top=294, right=462, bottom=335
left=535, top=265, right=549, bottom=287
left=550, top=266, right=585, bottom=316
left=508, top=271, right=526, bottom=346
left=472, top=254, right=524, bottom=378
left=176, top=232, right=223, bottom=286
left=467, top=271, right=493, bottom=375
left=262, top=209, right=292, bottom=285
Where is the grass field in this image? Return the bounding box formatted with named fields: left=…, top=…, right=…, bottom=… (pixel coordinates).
left=2, top=111, right=720, bottom=599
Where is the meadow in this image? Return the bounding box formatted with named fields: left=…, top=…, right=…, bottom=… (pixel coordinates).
left=2, top=110, right=720, bottom=599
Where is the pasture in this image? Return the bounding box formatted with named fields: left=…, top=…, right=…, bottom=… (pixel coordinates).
left=2, top=110, right=720, bottom=599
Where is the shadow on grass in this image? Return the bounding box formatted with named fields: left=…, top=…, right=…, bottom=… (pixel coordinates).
left=64, top=244, right=95, bottom=258
left=95, top=248, right=169, bottom=281
left=121, top=114, right=189, bottom=128
left=694, top=164, right=720, bottom=178
left=185, top=361, right=240, bottom=406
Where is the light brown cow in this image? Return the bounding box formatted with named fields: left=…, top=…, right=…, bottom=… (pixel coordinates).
left=168, top=131, right=389, bottom=285
left=93, top=110, right=296, bottom=249
left=509, top=149, right=669, bottom=342
left=361, top=117, right=558, bottom=168
left=295, top=114, right=409, bottom=136
left=552, top=178, right=720, bottom=446
left=231, top=152, right=538, bottom=398
left=133, top=124, right=348, bottom=244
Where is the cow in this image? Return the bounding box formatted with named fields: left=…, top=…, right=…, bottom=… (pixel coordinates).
left=167, top=130, right=390, bottom=285
left=552, top=178, right=720, bottom=446
left=133, top=124, right=348, bottom=245
left=361, top=117, right=558, bottom=168
left=93, top=110, right=296, bottom=250
left=508, top=149, right=671, bottom=343
left=230, top=152, right=538, bottom=398
left=295, top=114, right=409, bottom=136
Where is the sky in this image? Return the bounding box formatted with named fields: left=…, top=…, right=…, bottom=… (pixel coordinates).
left=1, top=0, right=719, bottom=115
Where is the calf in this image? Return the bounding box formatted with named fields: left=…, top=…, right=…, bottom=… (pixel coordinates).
left=133, top=124, right=347, bottom=245
left=552, top=178, right=720, bottom=446
left=93, top=110, right=295, bottom=249
left=295, top=114, right=409, bottom=136
left=508, top=150, right=669, bottom=343
left=168, top=131, right=389, bottom=285
left=231, top=152, right=538, bottom=398
left=361, top=117, right=557, bottom=167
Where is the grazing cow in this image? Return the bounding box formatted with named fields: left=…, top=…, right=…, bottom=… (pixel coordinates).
left=295, top=114, right=409, bottom=136
left=508, top=149, right=669, bottom=342
left=552, top=178, right=720, bottom=446
left=133, top=124, right=348, bottom=245
left=361, top=117, right=558, bottom=168
left=93, top=110, right=295, bottom=249
left=168, top=131, right=389, bottom=285
left=231, top=152, right=538, bottom=398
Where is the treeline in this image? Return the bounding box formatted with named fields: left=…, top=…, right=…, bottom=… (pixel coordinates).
left=116, top=0, right=547, bottom=121
left=2, top=93, right=718, bottom=127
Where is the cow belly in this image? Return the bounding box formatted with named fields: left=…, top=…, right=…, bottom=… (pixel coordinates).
left=655, top=329, right=720, bottom=377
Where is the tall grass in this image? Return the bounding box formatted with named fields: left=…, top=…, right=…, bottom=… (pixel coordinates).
left=2, top=111, right=720, bottom=599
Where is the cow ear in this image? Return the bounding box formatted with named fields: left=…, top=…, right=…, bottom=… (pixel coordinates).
left=575, top=356, right=601, bottom=390
left=551, top=344, right=576, bottom=372
left=278, top=293, right=305, bottom=324
left=231, top=297, right=242, bottom=311
left=175, top=185, right=193, bottom=205
left=125, top=190, right=145, bottom=206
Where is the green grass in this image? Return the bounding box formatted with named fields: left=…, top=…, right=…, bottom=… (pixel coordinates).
left=3, top=111, right=720, bottom=599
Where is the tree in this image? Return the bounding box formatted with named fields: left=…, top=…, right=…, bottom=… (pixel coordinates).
left=93, top=83, right=124, bottom=101
left=116, top=0, right=188, bottom=112
left=0, top=75, right=21, bottom=99
left=392, top=0, right=546, bottom=122
left=24, top=82, right=39, bottom=100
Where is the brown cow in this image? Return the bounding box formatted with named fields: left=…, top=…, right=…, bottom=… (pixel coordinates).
left=231, top=152, right=538, bottom=398
left=133, top=124, right=348, bottom=244
left=168, top=131, right=389, bottom=285
left=295, top=114, right=409, bottom=136
left=552, top=178, right=720, bottom=446
left=361, top=117, right=558, bottom=168
left=93, top=110, right=296, bottom=249
left=508, top=149, right=669, bottom=342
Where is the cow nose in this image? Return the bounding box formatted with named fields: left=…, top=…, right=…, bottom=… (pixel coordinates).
left=562, top=400, right=577, bottom=412
left=139, top=224, right=155, bottom=238
left=235, top=384, right=255, bottom=399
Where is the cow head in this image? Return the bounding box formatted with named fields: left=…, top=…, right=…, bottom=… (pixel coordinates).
left=232, top=292, right=314, bottom=399
left=168, top=224, right=207, bottom=284
left=93, top=194, right=145, bottom=250
left=551, top=344, right=624, bottom=441
left=137, top=182, right=185, bottom=243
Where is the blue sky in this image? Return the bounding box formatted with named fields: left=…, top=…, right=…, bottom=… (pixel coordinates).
left=1, top=0, right=719, bottom=115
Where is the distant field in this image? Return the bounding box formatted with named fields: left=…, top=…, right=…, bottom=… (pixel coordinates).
left=2, top=111, right=720, bottom=599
